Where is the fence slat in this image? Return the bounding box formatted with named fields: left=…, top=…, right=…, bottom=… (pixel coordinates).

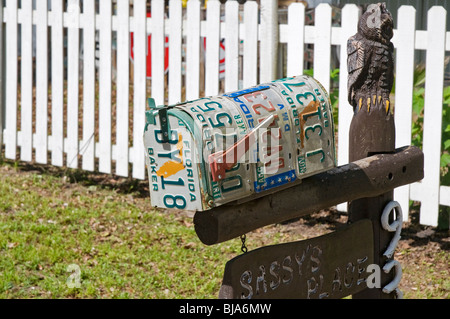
left=115, top=0, right=130, bottom=177
left=0, top=3, right=3, bottom=158
left=51, top=0, right=64, bottom=166
left=225, top=0, right=239, bottom=92
left=4, top=0, right=17, bottom=160
left=204, top=0, right=221, bottom=97
left=420, top=6, right=446, bottom=226
left=186, top=0, right=201, bottom=100
left=98, top=0, right=112, bottom=174
left=259, top=0, right=278, bottom=82
left=336, top=4, right=359, bottom=213
left=151, top=0, right=165, bottom=105
left=35, top=0, right=48, bottom=164
left=20, top=0, right=32, bottom=162
left=286, top=3, right=305, bottom=77
left=314, top=3, right=332, bottom=93
left=440, top=186, right=450, bottom=207
left=67, top=0, right=80, bottom=169
left=394, top=5, right=416, bottom=222
left=132, top=0, right=147, bottom=179
left=168, top=0, right=182, bottom=104
left=243, top=0, right=258, bottom=88
left=82, top=0, right=96, bottom=171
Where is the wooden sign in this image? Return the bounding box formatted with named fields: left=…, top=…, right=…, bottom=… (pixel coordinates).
left=219, top=220, right=374, bottom=299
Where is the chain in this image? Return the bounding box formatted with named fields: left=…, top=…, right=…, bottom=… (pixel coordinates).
left=240, top=234, right=248, bottom=254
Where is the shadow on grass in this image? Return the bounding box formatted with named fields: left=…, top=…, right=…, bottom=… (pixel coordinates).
left=1, top=158, right=150, bottom=199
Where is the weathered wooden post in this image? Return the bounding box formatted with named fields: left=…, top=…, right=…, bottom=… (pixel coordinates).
left=347, top=2, right=398, bottom=298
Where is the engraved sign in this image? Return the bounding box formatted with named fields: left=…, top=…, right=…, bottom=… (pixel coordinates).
left=219, top=220, right=374, bottom=299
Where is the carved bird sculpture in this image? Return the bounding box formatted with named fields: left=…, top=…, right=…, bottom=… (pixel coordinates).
left=347, top=2, right=394, bottom=115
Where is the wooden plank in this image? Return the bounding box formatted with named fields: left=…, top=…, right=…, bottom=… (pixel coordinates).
left=67, top=0, right=80, bottom=169
left=151, top=0, right=165, bottom=105
left=5, top=0, right=17, bottom=160
left=20, top=0, right=32, bottom=162
left=132, top=0, right=147, bottom=179
left=242, top=0, right=258, bottom=88
left=115, top=0, right=130, bottom=177
left=186, top=0, right=200, bottom=100
left=224, top=0, right=239, bottom=92
left=313, top=3, right=332, bottom=94
left=420, top=6, right=446, bottom=227
left=204, top=0, right=220, bottom=97
left=259, top=0, right=277, bottom=82
left=336, top=4, right=359, bottom=213
left=168, top=0, right=182, bottom=104
left=286, top=3, right=305, bottom=77
left=99, top=0, right=112, bottom=174
left=82, top=0, right=96, bottom=172
left=219, top=220, right=374, bottom=299
left=35, top=0, right=48, bottom=164
left=194, top=146, right=424, bottom=245
left=51, top=0, right=64, bottom=166
left=393, top=6, right=416, bottom=222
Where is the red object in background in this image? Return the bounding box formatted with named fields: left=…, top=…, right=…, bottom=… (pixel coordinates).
left=130, top=12, right=169, bottom=79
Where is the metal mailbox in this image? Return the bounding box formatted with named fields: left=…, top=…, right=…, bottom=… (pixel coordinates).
left=143, top=75, right=336, bottom=211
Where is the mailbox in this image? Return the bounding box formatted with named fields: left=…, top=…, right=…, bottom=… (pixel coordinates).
left=144, top=75, right=336, bottom=211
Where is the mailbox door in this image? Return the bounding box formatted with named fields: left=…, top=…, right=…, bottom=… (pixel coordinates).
left=144, top=108, right=204, bottom=211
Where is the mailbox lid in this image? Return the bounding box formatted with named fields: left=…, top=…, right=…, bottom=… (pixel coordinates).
left=144, top=107, right=205, bottom=211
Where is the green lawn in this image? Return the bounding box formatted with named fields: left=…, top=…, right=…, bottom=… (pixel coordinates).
left=0, top=160, right=448, bottom=299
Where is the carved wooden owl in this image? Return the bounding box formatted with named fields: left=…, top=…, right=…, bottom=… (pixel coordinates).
left=347, top=3, right=394, bottom=115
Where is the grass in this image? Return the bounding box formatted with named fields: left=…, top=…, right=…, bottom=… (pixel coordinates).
left=0, top=160, right=448, bottom=299
left=0, top=161, right=247, bottom=298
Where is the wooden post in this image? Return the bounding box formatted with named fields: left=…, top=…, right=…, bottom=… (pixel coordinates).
left=347, top=3, right=396, bottom=298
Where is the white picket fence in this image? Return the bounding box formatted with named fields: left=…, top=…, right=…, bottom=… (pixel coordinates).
left=0, top=0, right=448, bottom=226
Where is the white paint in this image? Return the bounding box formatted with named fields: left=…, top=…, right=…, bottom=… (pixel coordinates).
left=420, top=6, right=446, bottom=226
left=51, top=0, right=64, bottom=167
left=99, top=0, right=112, bottom=174
left=67, top=0, right=80, bottom=169
left=35, top=0, right=48, bottom=164
left=168, top=0, right=182, bottom=105
left=287, top=3, right=305, bottom=77
left=225, top=0, right=239, bottom=92
left=394, top=6, right=416, bottom=222
left=82, top=0, right=96, bottom=172
left=243, top=1, right=258, bottom=88
left=336, top=4, right=359, bottom=213
left=116, top=0, right=130, bottom=177
left=205, top=0, right=221, bottom=97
